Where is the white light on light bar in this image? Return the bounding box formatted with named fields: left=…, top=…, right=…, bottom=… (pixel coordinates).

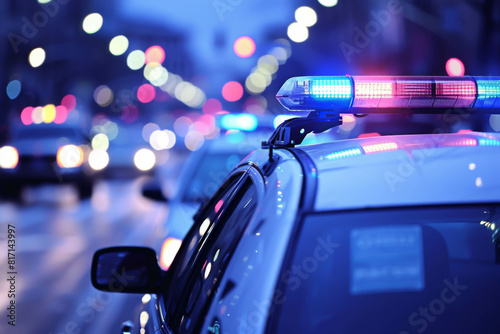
left=276, top=75, right=500, bottom=111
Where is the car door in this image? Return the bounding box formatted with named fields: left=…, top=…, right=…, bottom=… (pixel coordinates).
left=161, top=166, right=263, bottom=333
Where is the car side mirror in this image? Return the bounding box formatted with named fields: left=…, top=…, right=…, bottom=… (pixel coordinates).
left=91, top=246, right=165, bottom=294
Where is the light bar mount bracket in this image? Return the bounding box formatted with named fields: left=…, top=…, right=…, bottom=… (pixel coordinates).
left=262, top=111, right=342, bottom=151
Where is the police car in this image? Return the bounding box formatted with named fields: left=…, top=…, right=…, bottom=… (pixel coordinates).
left=92, top=75, right=500, bottom=334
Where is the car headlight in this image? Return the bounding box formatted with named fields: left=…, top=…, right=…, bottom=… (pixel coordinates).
left=88, top=149, right=109, bottom=171
left=134, top=148, right=156, bottom=171
left=0, top=146, right=19, bottom=169
left=57, top=145, right=84, bottom=168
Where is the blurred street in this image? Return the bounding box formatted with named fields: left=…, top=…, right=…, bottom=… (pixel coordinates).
left=0, top=178, right=167, bottom=334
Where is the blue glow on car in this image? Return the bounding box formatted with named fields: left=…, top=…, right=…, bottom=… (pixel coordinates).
left=324, top=148, right=363, bottom=160
left=478, top=138, right=500, bottom=146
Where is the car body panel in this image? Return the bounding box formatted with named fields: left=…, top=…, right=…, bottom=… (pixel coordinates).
left=297, top=132, right=500, bottom=211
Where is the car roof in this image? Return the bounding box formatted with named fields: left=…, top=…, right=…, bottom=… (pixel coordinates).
left=294, top=132, right=500, bottom=211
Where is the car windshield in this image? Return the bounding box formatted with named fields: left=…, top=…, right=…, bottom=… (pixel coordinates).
left=274, top=205, right=500, bottom=334
left=182, top=152, right=243, bottom=203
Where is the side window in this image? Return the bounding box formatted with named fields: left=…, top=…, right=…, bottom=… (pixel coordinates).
left=172, top=177, right=258, bottom=333
left=164, top=175, right=243, bottom=310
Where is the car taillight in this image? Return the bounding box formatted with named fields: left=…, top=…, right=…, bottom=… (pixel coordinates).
left=0, top=146, right=19, bottom=169
left=57, top=145, right=83, bottom=168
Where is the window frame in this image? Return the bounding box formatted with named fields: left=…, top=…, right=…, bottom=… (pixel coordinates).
left=160, top=165, right=264, bottom=332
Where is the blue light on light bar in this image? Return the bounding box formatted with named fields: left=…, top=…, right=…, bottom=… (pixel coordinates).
left=475, top=79, right=500, bottom=108
left=324, top=148, right=363, bottom=160
left=276, top=76, right=353, bottom=112
left=311, top=78, right=352, bottom=99
left=276, top=75, right=500, bottom=112
left=220, top=114, right=258, bottom=131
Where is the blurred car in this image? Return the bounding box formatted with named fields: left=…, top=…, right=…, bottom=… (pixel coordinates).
left=0, top=122, right=95, bottom=199
left=92, top=76, right=500, bottom=333
left=102, top=124, right=158, bottom=178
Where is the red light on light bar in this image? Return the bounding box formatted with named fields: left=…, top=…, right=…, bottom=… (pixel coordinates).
left=440, top=138, right=478, bottom=147
left=358, top=132, right=381, bottom=138
left=434, top=80, right=476, bottom=108
left=362, top=142, right=398, bottom=154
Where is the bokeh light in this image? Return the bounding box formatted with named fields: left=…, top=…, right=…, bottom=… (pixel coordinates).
left=318, top=0, right=338, bottom=7
left=29, top=47, right=46, bottom=68
left=21, top=107, right=33, bottom=125
left=257, top=55, right=279, bottom=75
left=142, top=123, right=160, bottom=141
left=160, top=237, right=182, bottom=270
left=220, top=114, right=258, bottom=131
left=61, top=94, right=77, bottom=112
left=122, top=105, right=139, bottom=123
left=164, top=130, right=176, bottom=149
left=92, top=133, right=110, bottom=150
left=82, top=13, right=103, bottom=34
left=54, top=106, right=68, bottom=124
left=149, top=130, right=169, bottom=150
left=193, top=115, right=216, bottom=136
left=233, top=36, right=256, bottom=58
left=446, top=58, right=465, bottom=76
left=0, top=146, right=19, bottom=169
left=245, top=72, right=267, bottom=94
left=88, top=149, right=109, bottom=171
left=244, top=95, right=267, bottom=114
left=175, top=82, right=206, bottom=108
left=489, top=115, right=500, bottom=131
left=174, top=116, right=193, bottom=137
left=102, top=121, right=119, bottom=140
left=109, top=35, right=129, bottom=56
left=6, top=80, right=21, bottom=100
left=144, top=63, right=169, bottom=86
left=127, top=50, right=146, bottom=70
left=287, top=22, right=309, bottom=43
left=160, top=73, right=181, bottom=95
left=32, top=106, right=43, bottom=124
left=184, top=130, right=205, bottom=151
left=42, top=104, right=56, bottom=123
left=222, top=81, right=244, bottom=102
left=137, top=84, right=156, bottom=103
left=93, top=85, right=114, bottom=107
left=145, top=45, right=166, bottom=64
left=203, top=98, right=222, bottom=115
left=134, top=148, right=156, bottom=171
left=295, top=6, right=317, bottom=27
left=57, top=145, right=83, bottom=168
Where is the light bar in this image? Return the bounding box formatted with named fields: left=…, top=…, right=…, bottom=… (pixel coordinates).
left=277, top=76, right=500, bottom=111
